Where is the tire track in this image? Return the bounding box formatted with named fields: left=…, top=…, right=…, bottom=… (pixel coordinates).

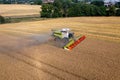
left=0, top=46, right=88, bottom=80
left=0, top=46, right=64, bottom=80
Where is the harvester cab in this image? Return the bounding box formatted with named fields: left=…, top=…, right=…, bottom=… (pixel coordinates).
left=53, top=28, right=74, bottom=38
left=51, top=28, right=86, bottom=50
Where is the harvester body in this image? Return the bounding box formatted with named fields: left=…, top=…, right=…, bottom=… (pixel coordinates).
left=51, top=28, right=86, bottom=50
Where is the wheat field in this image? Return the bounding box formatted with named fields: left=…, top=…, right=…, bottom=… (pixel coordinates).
left=0, top=17, right=120, bottom=43
left=0, top=5, right=120, bottom=80
left=0, top=4, right=41, bottom=17
left=0, top=4, right=120, bottom=43
left=0, top=17, right=120, bottom=80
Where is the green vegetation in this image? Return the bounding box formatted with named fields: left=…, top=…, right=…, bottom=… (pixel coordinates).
left=68, top=3, right=106, bottom=16
left=34, top=0, right=42, bottom=5
left=0, top=15, right=5, bottom=24
left=115, top=2, right=120, bottom=8
left=41, top=4, right=54, bottom=18
left=41, top=0, right=72, bottom=18
left=91, top=1, right=104, bottom=7
left=107, top=5, right=116, bottom=16
left=0, top=16, right=47, bottom=24
left=116, top=9, right=120, bottom=16
left=41, top=0, right=120, bottom=18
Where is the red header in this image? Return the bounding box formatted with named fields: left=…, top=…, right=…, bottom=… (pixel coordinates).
left=68, top=35, right=86, bottom=50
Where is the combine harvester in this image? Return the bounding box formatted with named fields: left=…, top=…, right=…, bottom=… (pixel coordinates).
left=51, top=28, right=86, bottom=50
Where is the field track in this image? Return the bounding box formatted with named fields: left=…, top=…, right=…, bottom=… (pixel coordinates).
left=0, top=17, right=120, bottom=80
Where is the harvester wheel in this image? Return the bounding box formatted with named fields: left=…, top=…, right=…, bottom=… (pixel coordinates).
left=60, top=38, right=69, bottom=47
left=62, top=38, right=69, bottom=44
left=54, top=37, right=60, bottom=41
